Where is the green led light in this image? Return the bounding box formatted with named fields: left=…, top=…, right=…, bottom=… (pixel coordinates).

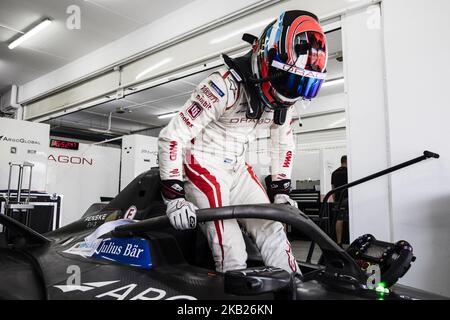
left=375, top=286, right=385, bottom=293
left=375, top=282, right=390, bottom=295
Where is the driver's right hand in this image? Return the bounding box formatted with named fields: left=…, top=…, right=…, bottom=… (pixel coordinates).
left=166, top=198, right=197, bottom=230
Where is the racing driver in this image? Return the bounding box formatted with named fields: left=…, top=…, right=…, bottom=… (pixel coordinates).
left=158, top=10, right=328, bottom=274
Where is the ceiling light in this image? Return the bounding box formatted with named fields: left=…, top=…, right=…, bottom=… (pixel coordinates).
left=157, top=112, right=178, bottom=119
left=322, top=78, right=345, bottom=88
left=210, top=18, right=274, bottom=44
left=8, top=19, right=52, bottom=50
left=135, top=57, right=173, bottom=81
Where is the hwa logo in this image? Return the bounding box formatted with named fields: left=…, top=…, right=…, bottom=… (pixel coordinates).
left=169, top=141, right=178, bottom=161
left=282, top=151, right=293, bottom=168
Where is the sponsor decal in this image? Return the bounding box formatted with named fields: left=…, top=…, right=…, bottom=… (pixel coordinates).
left=171, top=183, right=183, bottom=192
left=124, top=206, right=137, bottom=220
left=141, top=149, right=157, bottom=155
left=283, top=151, right=293, bottom=168
left=226, top=76, right=238, bottom=95
left=229, top=68, right=243, bottom=82
left=64, top=239, right=103, bottom=257
left=277, top=173, right=287, bottom=179
left=85, top=213, right=109, bottom=222
left=53, top=281, right=196, bottom=300
left=186, top=102, right=203, bottom=119
left=208, top=80, right=225, bottom=97
left=224, top=158, right=233, bottom=164
left=271, top=60, right=327, bottom=80
left=195, top=94, right=212, bottom=110
left=66, top=237, right=152, bottom=269
left=48, top=154, right=93, bottom=165
left=229, top=118, right=273, bottom=125
left=200, top=85, right=219, bottom=103
left=84, top=213, right=109, bottom=228
left=169, top=141, right=178, bottom=161
left=54, top=280, right=120, bottom=293
left=169, top=168, right=180, bottom=178
left=285, top=241, right=298, bottom=273
left=179, top=112, right=194, bottom=128
left=92, top=238, right=151, bottom=269
left=0, top=135, right=41, bottom=145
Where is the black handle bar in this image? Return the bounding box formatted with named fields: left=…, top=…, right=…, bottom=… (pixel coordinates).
left=114, top=204, right=367, bottom=283
left=321, top=150, right=440, bottom=214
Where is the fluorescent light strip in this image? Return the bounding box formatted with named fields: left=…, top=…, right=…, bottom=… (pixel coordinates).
left=8, top=19, right=52, bottom=50
left=135, top=57, right=173, bottom=81
left=157, top=112, right=178, bottom=119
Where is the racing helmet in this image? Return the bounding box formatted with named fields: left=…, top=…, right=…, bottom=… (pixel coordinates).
left=251, top=11, right=328, bottom=110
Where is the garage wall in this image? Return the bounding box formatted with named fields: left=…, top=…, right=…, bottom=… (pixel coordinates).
left=381, top=0, right=450, bottom=297
left=342, top=5, right=391, bottom=241
left=344, top=0, right=450, bottom=296
left=46, top=143, right=120, bottom=226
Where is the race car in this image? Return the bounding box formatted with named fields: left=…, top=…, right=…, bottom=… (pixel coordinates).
left=0, top=153, right=445, bottom=300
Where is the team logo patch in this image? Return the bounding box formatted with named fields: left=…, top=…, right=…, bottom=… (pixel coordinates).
left=208, top=81, right=225, bottom=97
left=186, top=102, right=203, bottom=119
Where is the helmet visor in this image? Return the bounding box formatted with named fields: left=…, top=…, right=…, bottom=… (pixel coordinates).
left=269, top=31, right=327, bottom=100
left=295, top=31, right=327, bottom=72
left=269, top=60, right=326, bottom=100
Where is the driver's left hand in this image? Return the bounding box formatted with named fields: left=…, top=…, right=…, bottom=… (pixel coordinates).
left=274, top=194, right=298, bottom=208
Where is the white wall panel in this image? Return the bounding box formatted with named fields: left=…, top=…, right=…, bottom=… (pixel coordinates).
left=46, top=143, right=120, bottom=226
left=342, top=5, right=391, bottom=242
left=0, top=118, right=49, bottom=192
left=382, top=0, right=450, bottom=296
left=120, top=135, right=159, bottom=190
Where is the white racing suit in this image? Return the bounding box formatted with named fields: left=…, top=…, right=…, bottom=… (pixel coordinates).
left=158, top=68, right=298, bottom=274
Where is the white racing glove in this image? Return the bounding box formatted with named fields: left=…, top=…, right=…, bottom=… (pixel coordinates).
left=274, top=194, right=298, bottom=208
left=166, top=198, right=198, bottom=230
left=270, top=179, right=298, bottom=208
left=160, top=180, right=197, bottom=230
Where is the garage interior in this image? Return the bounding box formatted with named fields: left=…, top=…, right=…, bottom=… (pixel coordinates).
left=0, top=0, right=449, bottom=300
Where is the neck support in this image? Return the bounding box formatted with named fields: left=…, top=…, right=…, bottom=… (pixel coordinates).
left=222, top=51, right=288, bottom=125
